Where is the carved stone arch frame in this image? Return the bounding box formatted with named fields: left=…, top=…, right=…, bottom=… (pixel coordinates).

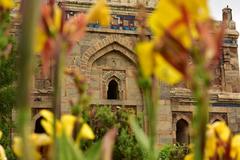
left=80, top=35, right=137, bottom=80
left=32, top=113, right=42, bottom=127
left=210, top=113, right=227, bottom=124
left=102, top=71, right=126, bottom=100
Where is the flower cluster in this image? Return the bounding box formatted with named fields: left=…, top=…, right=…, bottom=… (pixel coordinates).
left=12, top=110, right=95, bottom=160
left=40, top=110, right=95, bottom=143
left=136, top=0, right=223, bottom=84
left=185, top=121, right=240, bottom=160
left=36, top=0, right=110, bottom=75
left=13, top=133, right=52, bottom=160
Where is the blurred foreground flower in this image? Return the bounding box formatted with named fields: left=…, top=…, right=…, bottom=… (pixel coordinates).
left=12, top=110, right=95, bottom=160
left=40, top=110, right=95, bottom=144
left=185, top=121, right=240, bottom=160
left=136, top=0, right=223, bottom=84
left=0, top=131, right=7, bottom=160
left=0, top=0, right=14, bottom=10
left=13, top=133, right=52, bottom=160
left=86, top=0, right=110, bottom=26
left=35, top=0, right=110, bottom=75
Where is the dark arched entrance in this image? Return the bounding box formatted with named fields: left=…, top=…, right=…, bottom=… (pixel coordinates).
left=107, top=80, right=119, bottom=99
left=34, top=116, right=45, bottom=133
left=176, top=119, right=189, bottom=144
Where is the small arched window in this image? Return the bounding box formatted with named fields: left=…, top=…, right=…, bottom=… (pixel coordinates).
left=176, top=119, right=189, bottom=144
left=34, top=116, right=45, bottom=133
left=107, top=80, right=119, bottom=99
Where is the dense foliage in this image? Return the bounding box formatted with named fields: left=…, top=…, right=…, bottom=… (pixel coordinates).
left=0, top=39, right=17, bottom=159
left=83, top=106, right=144, bottom=160
left=159, top=144, right=189, bottom=160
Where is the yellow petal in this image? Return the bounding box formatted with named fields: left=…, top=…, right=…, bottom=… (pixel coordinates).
left=77, top=123, right=95, bottom=141
left=184, top=153, right=194, bottom=160
left=230, top=135, right=240, bottom=159
left=154, top=54, right=182, bottom=84
left=34, top=27, right=47, bottom=53
left=61, top=115, right=76, bottom=137
left=41, top=119, right=62, bottom=137
left=87, top=0, right=111, bottom=26
left=0, top=145, right=7, bottom=160
left=148, top=0, right=181, bottom=37
left=0, top=131, right=2, bottom=140
left=204, top=126, right=217, bottom=159
left=212, top=121, right=230, bottom=142
left=168, top=0, right=209, bottom=22
left=41, top=119, right=53, bottom=136
left=31, top=133, right=52, bottom=146
left=45, top=5, right=62, bottom=35
left=171, top=23, right=192, bottom=49
left=135, top=41, right=154, bottom=77
left=0, top=0, right=15, bottom=10
left=53, top=5, right=62, bottom=32
left=12, top=137, right=22, bottom=157
left=40, top=110, right=54, bottom=123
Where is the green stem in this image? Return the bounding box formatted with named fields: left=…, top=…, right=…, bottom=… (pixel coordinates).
left=52, top=39, right=66, bottom=160
left=142, top=76, right=158, bottom=160
left=192, top=60, right=210, bottom=160
left=52, top=40, right=65, bottom=119
left=16, top=0, right=40, bottom=160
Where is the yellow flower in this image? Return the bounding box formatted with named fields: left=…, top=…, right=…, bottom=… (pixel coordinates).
left=0, top=0, right=14, bottom=10
left=40, top=110, right=61, bottom=136
left=135, top=41, right=154, bottom=77
left=77, top=123, right=95, bottom=142
left=12, top=134, right=52, bottom=160
left=87, top=0, right=111, bottom=26
left=155, top=54, right=182, bottom=85
left=40, top=110, right=95, bottom=143
left=0, top=145, right=7, bottom=160
left=148, top=0, right=181, bottom=38
left=61, top=114, right=77, bottom=137
left=169, top=0, right=209, bottom=22
left=184, top=153, right=194, bottom=160
left=148, top=0, right=208, bottom=50
left=34, top=27, right=47, bottom=54
left=230, top=134, right=240, bottom=160
left=204, top=126, right=217, bottom=159
left=212, top=121, right=231, bottom=142
left=44, top=4, right=62, bottom=35
left=148, top=0, right=209, bottom=37
left=135, top=41, right=182, bottom=84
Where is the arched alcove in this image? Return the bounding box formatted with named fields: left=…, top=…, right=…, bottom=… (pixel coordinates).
left=176, top=119, right=189, bottom=144
left=34, top=116, right=45, bottom=133
left=107, top=80, right=119, bottom=99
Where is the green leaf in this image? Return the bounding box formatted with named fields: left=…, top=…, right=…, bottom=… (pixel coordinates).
left=58, top=134, right=85, bottom=160
left=129, top=116, right=150, bottom=151
left=85, top=141, right=101, bottom=160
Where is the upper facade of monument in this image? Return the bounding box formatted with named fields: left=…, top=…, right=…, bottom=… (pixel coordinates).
left=57, top=0, right=157, bottom=8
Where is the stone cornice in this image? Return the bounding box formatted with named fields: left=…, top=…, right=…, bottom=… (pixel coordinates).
left=170, top=87, right=240, bottom=103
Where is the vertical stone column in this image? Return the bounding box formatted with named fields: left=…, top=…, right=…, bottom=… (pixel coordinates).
left=221, top=6, right=240, bottom=92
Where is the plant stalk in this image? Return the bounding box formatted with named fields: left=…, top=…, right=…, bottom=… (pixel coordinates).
left=142, top=76, right=158, bottom=160
left=192, top=55, right=210, bottom=160
left=52, top=38, right=66, bottom=160
left=16, top=0, right=40, bottom=160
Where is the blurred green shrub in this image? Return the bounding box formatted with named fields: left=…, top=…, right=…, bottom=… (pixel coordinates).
left=159, top=144, right=189, bottom=160
left=82, top=106, right=144, bottom=160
